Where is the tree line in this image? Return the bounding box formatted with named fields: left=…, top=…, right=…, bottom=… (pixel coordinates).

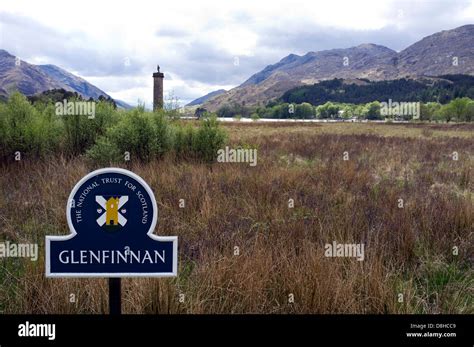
left=216, top=98, right=474, bottom=122
left=215, top=75, right=474, bottom=121
left=280, top=75, right=474, bottom=105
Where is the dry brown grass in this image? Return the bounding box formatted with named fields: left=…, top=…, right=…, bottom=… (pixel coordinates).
left=0, top=123, right=472, bottom=314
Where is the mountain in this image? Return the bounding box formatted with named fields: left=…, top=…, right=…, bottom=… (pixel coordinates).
left=0, top=49, right=66, bottom=97
left=204, top=44, right=397, bottom=110
left=186, top=89, right=226, bottom=106
left=114, top=99, right=133, bottom=109
left=37, top=64, right=108, bottom=100
left=0, top=49, right=111, bottom=101
left=396, top=25, right=474, bottom=77
left=203, top=25, right=474, bottom=111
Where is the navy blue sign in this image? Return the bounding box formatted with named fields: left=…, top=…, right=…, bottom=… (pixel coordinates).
left=46, top=168, right=177, bottom=277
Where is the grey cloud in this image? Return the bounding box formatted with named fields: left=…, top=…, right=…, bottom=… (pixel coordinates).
left=155, top=39, right=267, bottom=86
left=1, top=0, right=473, bottom=103
left=158, top=0, right=474, bottom=92
left=255, top=0, right=473, bottom=54
left=156, top=27, right=190, bottom=37
left=0, top=12, right=144, bottom=77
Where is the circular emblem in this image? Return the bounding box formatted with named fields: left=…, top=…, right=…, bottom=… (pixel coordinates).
left=67, top=168, right=157, bottom=238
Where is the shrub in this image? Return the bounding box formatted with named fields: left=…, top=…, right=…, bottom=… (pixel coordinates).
left=62, top=100, right=117, bottom=155
left=251, top=113, right=260, bottom=121
left=0, top=92, right=61, bottom=159
left=85, top=136, right=122, bottom=165
left=106, top=109, right=158, bottom=161
left=0, top=93, right=228, bottom=164
left=192, top=116, right=227, bottom=162
left=173, top=124, right=196, bottom=157
left=151, top=110, right=173, bottom=156
left=86, top=108, right=176, bottom=163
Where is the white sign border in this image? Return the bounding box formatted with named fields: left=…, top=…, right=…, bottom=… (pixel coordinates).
left=45, top=167, right=178, bottom=278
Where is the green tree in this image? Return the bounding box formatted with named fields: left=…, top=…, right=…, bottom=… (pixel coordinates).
left=317, top=102, right=340, bottom=119
left=295, top=103, right=315, bottom=119
left=442, top=98, right=471, bottom=122
left=465, top=100, right=474, bottom=122
left=420, top=102, right=441, bottom=121
left=365, top=101, right=382, bottom=120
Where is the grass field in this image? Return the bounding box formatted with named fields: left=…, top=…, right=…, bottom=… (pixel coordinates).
left=0, top=122, right=472, bottom=314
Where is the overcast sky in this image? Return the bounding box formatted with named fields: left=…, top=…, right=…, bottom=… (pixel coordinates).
left=0, top=0, right=473, bottom=106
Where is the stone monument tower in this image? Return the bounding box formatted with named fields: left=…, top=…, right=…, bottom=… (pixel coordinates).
left=153, top=65, right=164, bottom=110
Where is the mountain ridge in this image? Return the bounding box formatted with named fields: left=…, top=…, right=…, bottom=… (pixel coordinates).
left=203, top=25, right=474, bottom=111
left=186, top=89, right=226, bottom=106
left=0, top=49, right=135, bottom=108
left=36, top=64, right=108, bottom=100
